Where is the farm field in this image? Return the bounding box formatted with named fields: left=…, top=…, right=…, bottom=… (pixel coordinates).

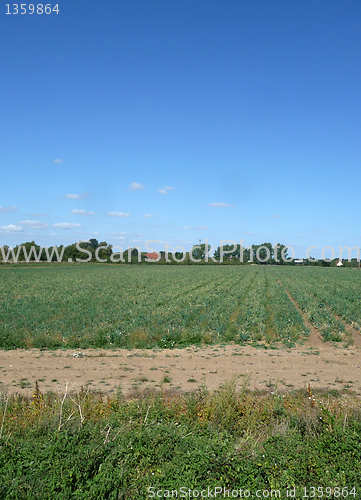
left=1, top=265, right=361, bottom=497
left=1, top=264, right=361, bottom=396
left=0, top=265, right=360, bottom=351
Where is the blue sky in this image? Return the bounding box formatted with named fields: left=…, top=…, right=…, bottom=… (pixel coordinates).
left=1, top=0, right=361, bottom=257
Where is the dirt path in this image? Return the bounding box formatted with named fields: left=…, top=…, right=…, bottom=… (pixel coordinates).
left=1, top=341, right=361, bottom=397
left=278, top=278, right=361, bottom=348
left=277, top=279, right=324, bottom=349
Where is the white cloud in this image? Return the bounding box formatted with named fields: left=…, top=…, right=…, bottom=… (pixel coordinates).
left=129, top=182, right=145, bottom=191
left=65, top=193, right=90, bottom=199
left=0, top=224, right=23, bottom=232
left=159, top=186, right=177, bottom=195
left=53, top=223, right=81, bottom=229
left=143, top=214, right=159, bottom=218
left=182, top=226, right=208, bottom=230
left=208, top=202, right=234, bottom=207
left=0, top=206, right=18, bottom=214
left=54, top=159, right=63, bottom=164
left=266, top=214, right=280, bottom=219
left=19, top=220, right=48, bottom=229
left=71, top=209, right=96, bottom=216
left=106, top=212, right=130, bottom=217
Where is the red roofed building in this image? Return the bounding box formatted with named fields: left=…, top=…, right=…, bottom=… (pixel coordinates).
left=145, top=252, right=159, bottom=260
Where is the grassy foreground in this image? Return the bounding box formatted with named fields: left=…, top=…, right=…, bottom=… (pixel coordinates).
left=1, top=380, right=360, bottom=499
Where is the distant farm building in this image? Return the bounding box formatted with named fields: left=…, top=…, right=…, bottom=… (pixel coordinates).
left=145, top=252, right=159, bottom=260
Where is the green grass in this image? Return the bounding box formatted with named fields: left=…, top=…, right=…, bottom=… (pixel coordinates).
left=0, top=265, right=360, bottom=350
left=0, top=381, right=360, bottom=498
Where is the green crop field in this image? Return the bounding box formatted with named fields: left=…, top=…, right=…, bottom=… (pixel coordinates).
left=0, top=265, right=360, bottom=350
left=1, top=265, right=361, bottom=497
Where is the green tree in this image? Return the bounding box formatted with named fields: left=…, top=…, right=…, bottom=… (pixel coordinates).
left=213, top=244, right=250, bottom=263
left=191, top=243, right=210, bottom=261
left=252, top=242, right=274, bottom=264
left=88, top=239, right=99, bottom=249
left=14, top=241, right=44, bottom=261
left=274, top=243, right=290, bottom=265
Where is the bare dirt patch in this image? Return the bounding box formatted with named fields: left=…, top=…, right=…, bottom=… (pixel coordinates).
left=1, top=341, right=361, bottom=397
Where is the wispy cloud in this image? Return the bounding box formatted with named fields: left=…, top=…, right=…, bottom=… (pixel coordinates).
left=182, top=226, right=209, bottom=230
left=54, top=159, right=63, bottom=164
left=0, top=224, right=23, bottom=232
left=53, top=223, right=81, bottom=229
left=106, top=212, right=130, bottom=217
left=29, top=213, right=47, bottom=217
left=71, top=209, right=96, bottom=216
left=143, top=214, right=159, bottom=218
left=266, top=214, right=280, bottom=219
left=0, top=206, right=18, bottom=214
left=19, top=220, right=48, bottom=229
left=159, top=186, right=177, bottom=195
left=208, top=202, right=234, bottom=207
left=129, top=182, right=145, bottom=191
left=65, top=193, right=89, bottom=200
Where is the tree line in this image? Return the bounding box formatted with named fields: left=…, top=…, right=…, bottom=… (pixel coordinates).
left=1, top=238, right=359, bottom=266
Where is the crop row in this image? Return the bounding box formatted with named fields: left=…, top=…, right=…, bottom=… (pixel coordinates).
left=272, top=267, right=361, bottom=342
left=0, top=265, right=317, bottom=349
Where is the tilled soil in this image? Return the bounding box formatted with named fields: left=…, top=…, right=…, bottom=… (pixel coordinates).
left=1, top=337, right=361, bottom=396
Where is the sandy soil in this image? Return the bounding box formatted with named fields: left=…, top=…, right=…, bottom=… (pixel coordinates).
left=1, top=335, right=361, bottom=397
